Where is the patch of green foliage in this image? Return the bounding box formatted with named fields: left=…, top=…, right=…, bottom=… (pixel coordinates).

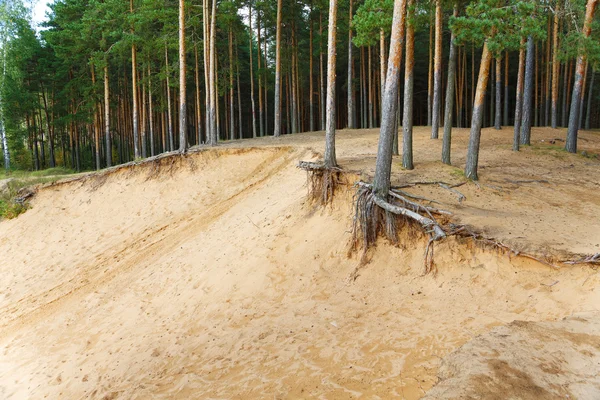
left=0, top=167, right=76, bottom=220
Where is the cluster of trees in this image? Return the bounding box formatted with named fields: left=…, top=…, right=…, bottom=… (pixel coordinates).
left=0, top=0, right=598, bottom=180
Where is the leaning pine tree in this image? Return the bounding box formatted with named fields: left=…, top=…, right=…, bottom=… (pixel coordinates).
left=453, top=0, right=545, bottom=180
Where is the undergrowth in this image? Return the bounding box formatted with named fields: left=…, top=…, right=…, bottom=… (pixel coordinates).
left=0, top=167, right=76, bottom=220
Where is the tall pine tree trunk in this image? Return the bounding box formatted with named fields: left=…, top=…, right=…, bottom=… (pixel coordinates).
left=104, top=61, right=111, bottom=167
left=273, top=0, right=283, bottom=137
left=324, top=0, right=338, bottom=168
left=566, top=0, right=598, bottom=152
left=520, top=36, right=534, bottom=145
left=513, top=38, right=526, bottom=151
left=178, top=0, right=187, bottom=152
left=585, top=69, right=595, bottom=130
left=249, top=4, right=257, bottom=138
left=464, top=42, right=492, bottom=181
left=131, top=0, right=140, bottom=159
left=495, top=56, right=501, bottom=129
left=309, top=5, right=314, bottom=132
left=373, top=0, right=407, bottom=197
left=551, top=1, right=560, bottom=128
left=229, top=27, right=235, bottom=140
left=442, top=4, right=458, bottom=164
left=504, top=51, right=509, bottom=126
left=431, top=0, right=442, bottom=138
left=347, top=0, right=354, bottom=129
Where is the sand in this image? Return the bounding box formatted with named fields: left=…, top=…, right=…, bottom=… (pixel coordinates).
left=0, top=126, right=598, bottom=399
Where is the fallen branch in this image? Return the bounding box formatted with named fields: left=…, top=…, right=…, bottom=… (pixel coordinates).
left=505, top=179, right=550, bottom=184
left=438, top=183, right=466, bottom=203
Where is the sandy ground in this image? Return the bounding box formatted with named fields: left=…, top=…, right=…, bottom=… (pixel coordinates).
left=423, top=313, right=600, bottom=399
left=0, top=126, right=598, bottom=399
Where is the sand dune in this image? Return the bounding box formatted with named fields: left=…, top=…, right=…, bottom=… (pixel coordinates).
left=0, top=127, right=599, bottom=399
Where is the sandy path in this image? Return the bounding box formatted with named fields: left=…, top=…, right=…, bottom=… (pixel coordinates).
left=0, top=128, right=598, bottom=399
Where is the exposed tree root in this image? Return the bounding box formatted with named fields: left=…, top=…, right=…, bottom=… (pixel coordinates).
left=351, top=182, right=449, bottom=275
left=297, top=161, right=342, bottom=205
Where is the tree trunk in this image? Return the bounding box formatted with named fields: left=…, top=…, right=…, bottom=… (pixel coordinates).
left=229, top=26, right=235, bottom=140
left=367, top=46, right=375, bottom=128
left=248, top=5, right=257, bottom=138
left=320, top=12, right=325, bottom=130
left=148, top=65, right=155, bottom=155
left=347, top=0, right=354, bottom=129
left=165, top=47, right=174, bottom=151
left=566, top=0, right=598, bottom=152
left=578, top=62, right=588, bottom=130
left=551, top=1, right=560, bottom=128
left=208, top=0, right=217, bottom=145
left=464, top=42, right=492, bottom=181
left=104, top=61, right=111, bottom=167
left=504, top=51, right=509, bottom=126
left=427, top=12, right=433, bottom=126
left=585, top=69, right=595, bottom=130
left=513, top=38, right=526, bottom=151
left=431, top=0, right=442, bottom=138
left=236, top=42, right=243, bottom=139
left=273, top=0, right=283, bottom=137
left=373, top=0, right=407, bottom=197
left=324, top=0, right=338, bottom=168
left=309, top=5, right=314, bottom=132
left=194, top=43, right=202, bottom=144
left=131, top=0, right=140, bottom=159
left=178, top=0, right=187, bottom=152
left=442, top=5, right=458, bottom=165
left=520, top=36, right=534, bottom=146
left=495, top=56, right=501, bottom=129
left=402, top=0, right=414, bottom=170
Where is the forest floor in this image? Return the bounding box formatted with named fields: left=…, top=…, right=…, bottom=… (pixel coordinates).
left=0, top=126, right=598, bottom=399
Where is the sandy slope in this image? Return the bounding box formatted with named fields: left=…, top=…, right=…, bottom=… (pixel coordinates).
left=0, top=127, right=598, bottom=399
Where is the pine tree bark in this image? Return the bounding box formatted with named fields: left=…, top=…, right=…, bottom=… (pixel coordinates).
left=324, top=0, right=338, bottom=168
left=431, top=0, right=442, bottom=138
left=309, top=5, right=314, bottom=132
left=585, top=69, right=595, bottom=130
left=148, top=65, right=155, bottom=155
left=273, top=0, right=283, bottom=137
left=551, top=1, right=560, bottom=128
left=0, top=37, right=9, bottom=170
left=373, top=0, right=407, bottom=197
left=504, top=50, right=509, bottom=126
left=229, top=26, right=235, bottom=140
left=104, top=61, right=111, bottom=167
left=427, top=12, right=433, bottom=126
left=320, top=12, right=325, bottom=130
left=402, top=0, right=414, bottom=170
left=520, top=36, right=534, bottom=146
left=248, top=5, right=257, bottom=138
left=208, top=0, right=217, bottom=145
left=131, top=0, right=140, bottom=159
left=178, top=0, right=187, bottom=152
left=495, top=56, right=501, bottom=129
left=513, top=38, right=526, bottom=151
left=566, top=0, right=598, bottom=152
left=464, top=42, right=492, bottom=181
left=442, top=4, right=458, bottom=165
left=347, top=0, right=354, bottom=129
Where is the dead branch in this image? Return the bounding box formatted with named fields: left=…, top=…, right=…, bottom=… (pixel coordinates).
left=438, top=183, right=466, bottom=203
left=505, top=179, right=550, bottom=184
left=564, top=253, right=600, bottom=265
